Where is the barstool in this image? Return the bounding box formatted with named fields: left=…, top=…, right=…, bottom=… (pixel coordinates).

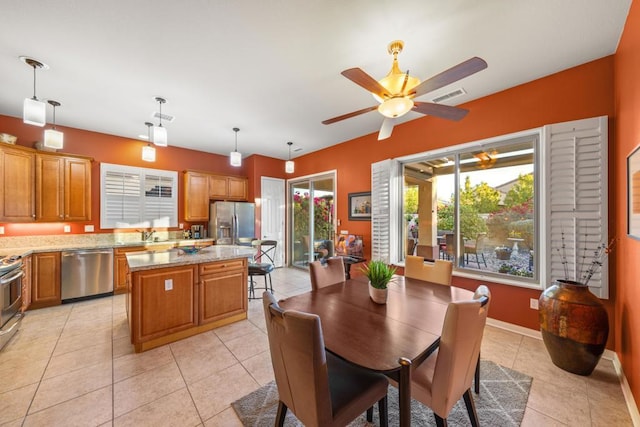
left=248, top=240, right=277, bottom=299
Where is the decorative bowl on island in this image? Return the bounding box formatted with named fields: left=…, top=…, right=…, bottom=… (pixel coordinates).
left=179, top=246, right=201, bottom=255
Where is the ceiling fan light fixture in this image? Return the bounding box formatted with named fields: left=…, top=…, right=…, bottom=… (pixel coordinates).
left=285, top=141, right=294, bottom=173
left=378, top=97, right=414, bottom=118
left=44, top=100, right=63, bottom=149
left=230, top=127, right=241, bottom=167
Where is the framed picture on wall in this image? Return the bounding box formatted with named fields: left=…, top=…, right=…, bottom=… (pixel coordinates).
left=348, top=192, right=371, bottom=221
left=628, top=144, right=640, bottom=240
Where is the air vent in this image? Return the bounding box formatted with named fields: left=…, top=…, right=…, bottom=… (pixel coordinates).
left=293, top=147, right=303, bottom=152
left=152, top=112, right=175, bottom=123
left=431, top=88, right=466, bottom=104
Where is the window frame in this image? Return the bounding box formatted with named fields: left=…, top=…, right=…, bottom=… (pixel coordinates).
left=396, top=129, right=543, bottom=289
left=100, top=163, right=178, bottom=229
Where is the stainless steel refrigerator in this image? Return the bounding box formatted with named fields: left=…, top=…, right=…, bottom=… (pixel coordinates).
left=209, top=201, right=255, bottom=245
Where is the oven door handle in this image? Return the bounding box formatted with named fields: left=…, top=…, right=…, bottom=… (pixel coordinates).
left=0, top=269, right=24, bottom=285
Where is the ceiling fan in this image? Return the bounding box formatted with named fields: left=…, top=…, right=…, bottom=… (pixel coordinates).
left=322, top=40, right=487, bottom=140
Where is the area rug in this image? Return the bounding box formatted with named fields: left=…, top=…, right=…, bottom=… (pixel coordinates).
left=232, top=360, right=532, bottom=426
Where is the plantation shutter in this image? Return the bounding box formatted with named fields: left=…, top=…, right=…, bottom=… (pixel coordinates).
left=544, top=116, right=608, bottom=298
left=101, top=163, right=178, bottom=229
left=371, top=159, right=401, bottom=264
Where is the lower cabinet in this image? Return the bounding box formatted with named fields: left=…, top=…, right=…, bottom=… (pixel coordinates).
left=20, top=255, right=32, bottom=312
left=114, top=246, right=146, bottom=294
left=129, top=258, right=247, bottom=352
left=31, top=252, right=61, bottom=309
left=199, top=258, right=247, bottom=325
left=130, top=265, right=198, bottom=346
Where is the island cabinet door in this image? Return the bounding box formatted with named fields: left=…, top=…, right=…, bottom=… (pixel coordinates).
left=199, top=259, right=247, bottom=325
left=131, top=265, right=198, bottom=343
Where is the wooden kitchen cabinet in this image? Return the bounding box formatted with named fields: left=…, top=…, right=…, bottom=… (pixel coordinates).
left=31, top=252, right=61, bottom=309
left=20, top=255, right=32, bottom=312
left=199, top=258, right=247, bottom=325
left=209, top=174, right=248, bottom=200
left=184, top=171, right=209, bottom=221
left=114, top=246, right=146, bottom=294
left=35, top=153, right=92, bottom=221
left=130, top=264, right=198, bottom=349
left=0, top=145, right=35, bottom=222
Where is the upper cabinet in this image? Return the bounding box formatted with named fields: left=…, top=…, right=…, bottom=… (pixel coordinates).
left=36, top=153, right=92, bottom=221
left=209, top=174, right=248, bottom=201
left=184, top=171, right=210, bottom=222
left=184, top=171, right=248, bottom=221
left=0, top=145, right=35, bottom=221
left=0, top=144, right=92, bottom=222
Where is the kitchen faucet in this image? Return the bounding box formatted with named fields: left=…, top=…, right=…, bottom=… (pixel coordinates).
left=139, top=229, right=155, bottom=241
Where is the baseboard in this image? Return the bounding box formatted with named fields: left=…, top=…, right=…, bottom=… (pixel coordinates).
left=486, top=317, right=640, bottom=426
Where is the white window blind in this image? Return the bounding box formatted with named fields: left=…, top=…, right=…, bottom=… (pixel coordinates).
left=371, top=159, right=400, bottom=264
left=101, top=163, right=178, bottom=229
left=544, top=116, right=608, bottom=298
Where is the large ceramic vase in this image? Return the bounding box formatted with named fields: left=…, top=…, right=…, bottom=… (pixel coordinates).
left=368, top=283, right=388, bottom=304
left=538, top=280, right=609, bottom=376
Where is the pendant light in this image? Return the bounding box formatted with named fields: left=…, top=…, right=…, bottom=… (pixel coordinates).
left=142, top=122, right=156, bottom=162
left=230, top=127, right=242, bottom=167
left=44, top=100, right=64, bottom=149
left=21, top=56, right=48, bottom=127
left=285, top=141, right=294, bottom=173
left=152, top=97, right=168, bottom=147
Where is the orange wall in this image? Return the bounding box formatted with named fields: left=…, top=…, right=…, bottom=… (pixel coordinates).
left=614, top=0, right=640, bottom=409
left=0, top=115, right=256, bottom=235
left=289, top=56, right=615, bottom=333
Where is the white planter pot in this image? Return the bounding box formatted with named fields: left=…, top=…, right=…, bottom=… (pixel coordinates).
left=368, top=283, right=388, bottom=304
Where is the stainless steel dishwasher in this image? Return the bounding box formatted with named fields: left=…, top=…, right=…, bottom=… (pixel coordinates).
left=61, top=248, right=114, bottom=302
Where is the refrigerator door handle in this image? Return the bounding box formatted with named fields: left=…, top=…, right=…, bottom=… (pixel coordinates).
left=233, top=213, right=238, bottom=244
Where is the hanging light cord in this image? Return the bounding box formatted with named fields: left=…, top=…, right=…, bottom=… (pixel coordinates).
left=234, top=128, right=239, bottom=152
left=52, top=104, right=56, bottom=129
left=31, top=64, right=37, bottom=100
left=158, top=100, right=163, bottom=128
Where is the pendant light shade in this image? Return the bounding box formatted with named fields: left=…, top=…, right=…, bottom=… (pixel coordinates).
left=230, top=127, right=241, bottom=167
left=142, top=122, right=156, bottom=162
left=285, top=141, right=294, bottom=174
left=21, top=57, right=48, bottom=127
left=44, top=100, right=63, bottom=149
left=153, top=97, right=168, bottom=147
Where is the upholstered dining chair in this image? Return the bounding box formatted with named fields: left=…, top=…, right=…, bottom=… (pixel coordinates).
left=262, top=291, right=389, bottom=427
left=409, top=285, right=491, bottom=427
left=248, top=240, right=277, bottom=299
left=309, top=257, right=346, bottom=290
left=404, top=255, right=453, bottom=286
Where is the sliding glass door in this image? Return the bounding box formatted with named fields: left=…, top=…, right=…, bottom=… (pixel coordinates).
left=289, top=173, right=335, bottom=268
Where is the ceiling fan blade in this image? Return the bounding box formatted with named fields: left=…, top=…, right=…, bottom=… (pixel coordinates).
left=409, top=57, right=488, bottom=98
left=378, top=118, right=395, bottom=140
left=413, top=101, right=469, bottom=121
left=322, top=105, right=378, bottom=125
left=342, top=68, right=392, bottom=99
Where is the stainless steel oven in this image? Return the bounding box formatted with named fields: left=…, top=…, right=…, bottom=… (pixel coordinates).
left=0, top=256, right=24, bottom=350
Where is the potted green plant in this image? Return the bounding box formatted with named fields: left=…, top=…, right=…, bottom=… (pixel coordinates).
left=361, top=260, right=397, bottom=304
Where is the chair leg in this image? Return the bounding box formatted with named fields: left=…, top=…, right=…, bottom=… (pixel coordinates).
left=474, top=353, right=480, bottom=394
left=276, top=401, right=288, bottom=427
left=268, top=273, right=273, bottom=293
left=481, top=252, right=487, bottom=267
left=366, top=407, right=373, bottom=422
left=248, top=276, right=255, bottom=299
left=463, top=389, right=480, bottom=427
left=378, top=395, right=388, bottom=427
left=474, top=253, right=481, bottom=268
left=434, top=414, right=448, bottom=427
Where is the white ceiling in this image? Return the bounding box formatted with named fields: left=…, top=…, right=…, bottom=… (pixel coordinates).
left=0, top=1, right=631, bottom=161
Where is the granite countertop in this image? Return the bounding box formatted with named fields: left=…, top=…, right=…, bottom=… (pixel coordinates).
left=0, top=238, right=216, bottom=258
left=126, top=245, right=255, bottom=272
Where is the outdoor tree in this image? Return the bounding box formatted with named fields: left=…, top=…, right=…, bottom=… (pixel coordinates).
left=472, top=182, right=501, bottom=213
left=404, top=186, right=419, bottom=216
left=504, top=173, right=534, bottom=207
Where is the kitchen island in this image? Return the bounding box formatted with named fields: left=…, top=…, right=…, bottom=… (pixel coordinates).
left=126, top=245, right=254, bottom=352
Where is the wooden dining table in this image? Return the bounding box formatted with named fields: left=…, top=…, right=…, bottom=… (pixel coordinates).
left=278, top=275, right=474, bottom=426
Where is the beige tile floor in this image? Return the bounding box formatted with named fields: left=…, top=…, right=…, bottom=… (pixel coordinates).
left=0, top=267, right=633, bottom=426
